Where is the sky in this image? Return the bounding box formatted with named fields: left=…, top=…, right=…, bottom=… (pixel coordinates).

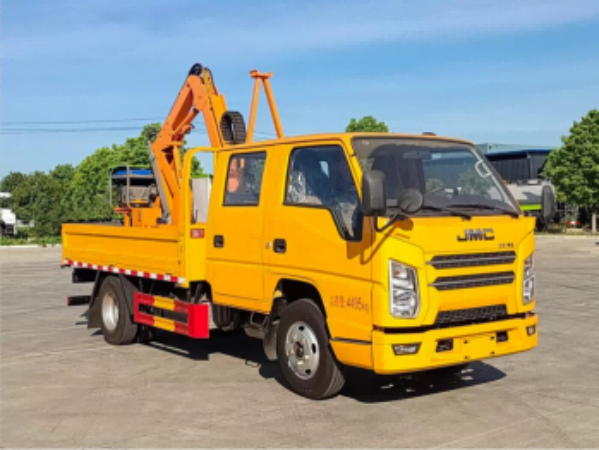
left=2, top=0, right=599, bottom=177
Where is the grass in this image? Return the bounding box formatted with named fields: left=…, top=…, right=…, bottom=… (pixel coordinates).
left=0, top=236, right=62, bottom=247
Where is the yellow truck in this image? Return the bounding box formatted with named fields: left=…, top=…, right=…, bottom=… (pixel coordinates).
left=63, top=64, right=541, bottom=399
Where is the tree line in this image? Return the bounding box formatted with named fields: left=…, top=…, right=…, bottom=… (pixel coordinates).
left=0, top=123, right=202, bottom=237
left=2, top=111, right=597, bottom=238
left=544, top=109, right=599, bottom=229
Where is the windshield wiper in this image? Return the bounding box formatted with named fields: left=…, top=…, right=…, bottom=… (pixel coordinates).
left=421, top=204, right=472, bottom=220
left=448, top=203, right=519, bottom=218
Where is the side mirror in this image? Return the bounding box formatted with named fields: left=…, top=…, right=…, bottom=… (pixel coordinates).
left=362, top=170, right=386, bottom=217
left=541, top=184, right=556, bottom=222
left=398, top=188, right=423, bottom=214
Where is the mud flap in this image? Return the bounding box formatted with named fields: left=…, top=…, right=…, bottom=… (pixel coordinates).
left=263, top=319, right=279, bottom=361
left=86, top=272, right=105, bottom=329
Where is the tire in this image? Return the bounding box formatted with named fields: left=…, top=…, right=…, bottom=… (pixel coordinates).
left=98, top=276, right=138, bottom=345
left=220, top=111, right=246, bottom=145
left=277, top=299, right=345, bottom=399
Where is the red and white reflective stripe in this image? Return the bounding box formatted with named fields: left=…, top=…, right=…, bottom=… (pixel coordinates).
left=64, top=259, right=185, bottom=284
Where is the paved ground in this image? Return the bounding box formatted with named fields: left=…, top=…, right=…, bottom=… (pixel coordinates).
left=1, top=237, right=598, bottom=448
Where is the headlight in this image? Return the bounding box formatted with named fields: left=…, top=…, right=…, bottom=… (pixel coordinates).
left=522, top=253, right=535, bottom=304
left=389, top=260, right=420, bottom=318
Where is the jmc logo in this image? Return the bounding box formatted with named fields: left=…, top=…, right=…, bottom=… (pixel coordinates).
left=457, top=228, right=495, bottom=241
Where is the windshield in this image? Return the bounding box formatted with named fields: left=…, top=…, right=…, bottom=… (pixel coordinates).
left=352, top=137, right=519, bottom=216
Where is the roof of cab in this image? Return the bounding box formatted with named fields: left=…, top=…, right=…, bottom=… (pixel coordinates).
left=216, top=132, right=475, bottom=151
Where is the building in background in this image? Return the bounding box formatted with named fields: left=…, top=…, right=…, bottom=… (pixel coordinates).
left=476, top=143, right=556, bottom=229
left=477, top=143, right=553, bottom=183
left=476, top=142, right=553, bottom=156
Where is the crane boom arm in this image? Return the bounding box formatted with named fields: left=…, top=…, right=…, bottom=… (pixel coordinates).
left=120, top=63, right=284, bottom=228
left=150, top=64, right=229, bottom=224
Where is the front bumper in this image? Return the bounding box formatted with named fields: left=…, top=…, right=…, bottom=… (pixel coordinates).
left=372, top=313, right=538, bottom=374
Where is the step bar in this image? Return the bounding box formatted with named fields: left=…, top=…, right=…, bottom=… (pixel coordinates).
left=133, top=292, right=209, bottom=338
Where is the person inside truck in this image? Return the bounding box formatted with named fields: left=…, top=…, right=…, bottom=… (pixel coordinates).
left=225, top=154, right=266, bottom=205
left=226, top=156, right=244, bottom=194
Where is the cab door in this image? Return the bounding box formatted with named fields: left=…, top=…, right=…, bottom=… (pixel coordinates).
left=263, top=142, right=374, bottom=343
left=207, top=150, right=269, bottom=311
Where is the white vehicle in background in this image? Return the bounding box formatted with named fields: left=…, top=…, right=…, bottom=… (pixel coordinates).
left=1, top=192, right=17, bottom=237
left=483, top=150, right=557, bottom=229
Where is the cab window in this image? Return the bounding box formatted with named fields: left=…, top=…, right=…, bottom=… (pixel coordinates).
left=285, top=145, right=361, bottom=240
left=224, top=152, right=266, bottom=206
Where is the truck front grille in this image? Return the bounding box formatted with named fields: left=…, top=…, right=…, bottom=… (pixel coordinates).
left=429, top=251, right=516, bottom=269
left=435, top=305, right=508, bottom=325
left=431, top=271, right=515, bottom=291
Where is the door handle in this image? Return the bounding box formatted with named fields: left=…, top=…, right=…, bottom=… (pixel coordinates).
left=214, top=235, right=224, bottom=248
left=273, top=239, right=286, bottom=254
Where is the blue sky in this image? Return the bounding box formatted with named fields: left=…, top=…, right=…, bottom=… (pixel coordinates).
left=2, top=0, right=599, bottom=177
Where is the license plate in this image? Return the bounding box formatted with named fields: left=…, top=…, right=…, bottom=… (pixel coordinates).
left=461, top=333, right=497, bottom=360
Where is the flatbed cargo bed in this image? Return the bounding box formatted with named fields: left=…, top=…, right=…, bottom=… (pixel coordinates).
left=62, top=222, right=189, bottom=283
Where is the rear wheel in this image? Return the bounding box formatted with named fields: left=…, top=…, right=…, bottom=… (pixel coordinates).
left=99, top=276, right=138, bottom=345
left=277, top=299, right=345, bottom=399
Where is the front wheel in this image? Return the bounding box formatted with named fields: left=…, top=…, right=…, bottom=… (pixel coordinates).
left=277, top=299, right=345, bottom=399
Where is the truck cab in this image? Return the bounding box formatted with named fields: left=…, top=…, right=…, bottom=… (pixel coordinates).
left=193, top=132, right=537, bottom=396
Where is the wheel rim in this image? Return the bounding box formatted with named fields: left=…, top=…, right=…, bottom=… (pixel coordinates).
left=285, top=321, right=320, bottom=380
left=101, top=291, right=119, bottom=331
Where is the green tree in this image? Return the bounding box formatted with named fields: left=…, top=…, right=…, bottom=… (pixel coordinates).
left=544, top=109, right=599, bottom=232
left=50, top=164, right=76, bottom=226
left=346, top=116, right=389, bottom=133
left=3, top=124, right=207, bottom=233
left=62, top=124, right=205, bottom=222
left=63, top=147, right=116, bottom=221
left=0, top=171, right=27, bottom=208
left=115, top=123, right=161, bottom=167
left=50, top=164, right=76, bottom=186
left=0, top=171, right=27, bottom=193
left=12, top=172, right=63, bottom=235
left=114, top=123, right=203, bottom=176
left=10, top=173, right=36, bottom=223
left=31, top=176, right=63, bottom=236
left=181, top=148, right=205, bottom=178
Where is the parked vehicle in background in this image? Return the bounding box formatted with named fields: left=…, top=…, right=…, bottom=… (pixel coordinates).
left=484, top=150, right=556, bottom=230
left=1, top=193, right=17, bottom=237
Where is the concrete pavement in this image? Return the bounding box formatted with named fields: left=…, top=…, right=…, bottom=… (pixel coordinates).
left=1, top=236, right=598, bottom=447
